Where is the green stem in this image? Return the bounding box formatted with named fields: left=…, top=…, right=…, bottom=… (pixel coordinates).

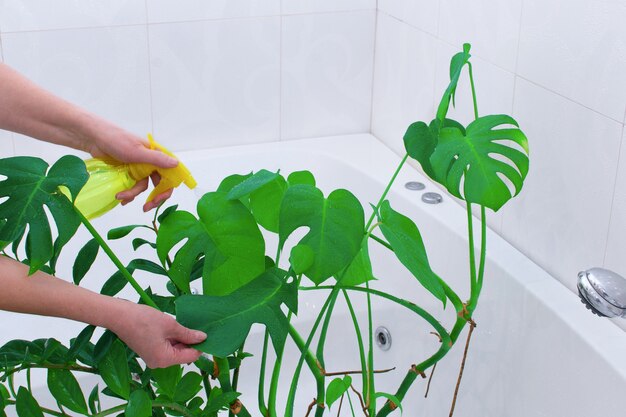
left=201, top=370, right=212, bottom=401
left=365, top=280, right=376, bottom=416
left=284, top=289, right=336, bottom=417
left=467, top=205, right=487, bottom=314
left=289, top=325, right=326, bottom=417
left=366, top=154, right=409, bottom=230
left=258, top=332, right=269, bottom=416
left=5, top=399, right=66, bottom=417
left=342, top=289, right=368, bottom=402
left=75, top=209, right=159, bottom=310
left=468, top=62, right=479, bottom=120
left=315, top=292, right=338, bottom=370
left=94, top=400, right=195, bottom=417
left=1, top=363, right=97, bottom=381
left=466, top=202, right=477, bottom=288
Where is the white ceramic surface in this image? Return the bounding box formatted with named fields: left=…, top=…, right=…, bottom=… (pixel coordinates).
left=0, top=130, right=13, bottom=158
left=371, top=12, right=437, bottom=157
left=146, top=0, right=280, bottom=24
left=517, top=0, right=626, bottom=122
left=282, top=0, right=376, bottom=15
left=0, top=0, right=146, bottom=32
left=149, top=17, right=281, bottom=151
left=438, top=0, right=523, bottom=72
left=2, top=26, right=153, bottom=140
left=503, top=78, right=623, bottom=295
left=378, top=0, right=440, bottom=37
left=281, top=11, right=375, bottom=140
left=604, top=127, right=626, bottom=278
left=5, top=134, right=625, bottom=417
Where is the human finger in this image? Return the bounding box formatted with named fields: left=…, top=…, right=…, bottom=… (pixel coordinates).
left=116, top=177, right=149, bottom=202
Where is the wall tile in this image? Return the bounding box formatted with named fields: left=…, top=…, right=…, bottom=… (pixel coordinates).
left=371, top=13, right=437, bottom=156
left=378, top=0, right=439, bottom=36
left=0, top=0, right=146, bottom=32
left=604, top=127, right=626, bottom=275
left=517, top=0, right=626, bottom=121
left=149, top=18, right=281, bottom=151
left=282, top=0, right=375, bottom=15
left=2, top=26, right=153, bottom=150
left=281, top=11, right=375, bottom=140
left=438, top=0, right=523, bottom=72
left=502, top=78, right=622, bottom=294
left=147, top=0, right=280, bottom=24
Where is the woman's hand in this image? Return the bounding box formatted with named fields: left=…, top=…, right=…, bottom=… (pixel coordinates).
left=108, top=300, right=207, bottom=369
left=83, top=125, right=179, bottom=211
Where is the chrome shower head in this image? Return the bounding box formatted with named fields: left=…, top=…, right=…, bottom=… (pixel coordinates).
left=577, top=268, right=626, bottom=318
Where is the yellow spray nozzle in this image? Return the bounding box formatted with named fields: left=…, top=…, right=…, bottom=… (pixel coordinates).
left=72, top=134, right=197, bottom=219
left=127, top=134, right=197, bottom=203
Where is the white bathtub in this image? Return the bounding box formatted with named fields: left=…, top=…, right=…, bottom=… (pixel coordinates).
left=3, top=133, right=626, bottom=416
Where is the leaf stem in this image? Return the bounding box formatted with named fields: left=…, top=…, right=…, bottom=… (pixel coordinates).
left=75, top=209, right=159, bottom=310
left=467, top=62, right=479, bottom=120
left=258, top=331, right=269, bottom=416
left=284, top=289, right=336, bottom=417
left=366, top=154, right=409, bottom=231
left=5, top=399, right=66, bottom=417
left=342, top=289, right=368, bottom=401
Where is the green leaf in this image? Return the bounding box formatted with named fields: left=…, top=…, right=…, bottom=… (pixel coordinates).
left=101, top=271, right=127, bottom=297
left=379, top=201, right=445, bottom=304
left=131, top=238, right=156, bottom=251
left=217, top=173, right=252, bottom=194
left=0, top=340, right=43, bottom=366
left=0, top=384, right=9, bottom=410
left=47, top=369, right=88, bottom=414
left=173, top=372, right=203, bottom=403
left=67, top=325, right=96, bottom=362
left=72, top=238, right=99, bottom=285
left=151, top=366, right=182, bottom=398
left=287, top=170, right=315, bottom=186
left=206, top=387, right=240, bottom=414
left=375, top=392, right=403, bottom=414
left=97, top=340, right=131, bottom=400
left=125, top=389, right=152, bottom=417
left=93, top=331, right=117, bottom=363
left=338, top=240, right=375, bottom=286
left=157, top=204, right=178, bottom=224
left=289, top=244, right=314, bottom=275
left=0, top=156, right=88, bottom=273
left=430, top=114, right=529, bottom=211
left=107, top=225, right=147, bottom=240
left=279, top=185, right=364, bottom=285
left=157, top=192, right=266, bottom=295
left=176, top=267, right=297, bottom=357
left=88, top=385, right=101, bottom=415
left=436, top=43, right=471, bottom=122
left=326, top=375, right=352, bottom=409
left=249, top=174, right=288, bottom=232
left=16, top=387, right=43, bottom=417
left=226, top=169, right=279, bottom=200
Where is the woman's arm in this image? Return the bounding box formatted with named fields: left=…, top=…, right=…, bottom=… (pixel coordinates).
left=0, top=255, right=206, bottom=368
left=0, top=63, right=177, bottom=211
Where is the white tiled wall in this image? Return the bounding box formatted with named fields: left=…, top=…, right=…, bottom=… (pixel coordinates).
left=0, top=1, right=376, bottom=157
left=371, top=0, right=626, bottom=307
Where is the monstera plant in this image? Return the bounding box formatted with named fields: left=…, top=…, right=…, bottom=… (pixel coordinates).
left=0, top=44, right=528, bottom=417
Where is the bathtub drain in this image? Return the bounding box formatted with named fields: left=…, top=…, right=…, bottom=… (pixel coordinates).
left=375, top=326, right=392, bottom=351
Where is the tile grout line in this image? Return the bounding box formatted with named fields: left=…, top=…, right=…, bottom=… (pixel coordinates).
left=516, top=75, right=624, bottom=125
left=144, top=0, right=155, bottom=136
left=368, top=2, right=380, bottom=134
left=602, top=122, right=626, bottom=267
left=0, top=9, right=377, bottom=35
left=279, top=0, right=283, bottom=141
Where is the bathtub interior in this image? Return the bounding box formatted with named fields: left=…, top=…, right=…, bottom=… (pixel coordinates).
left=3, top=134, right=626, bottom=416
